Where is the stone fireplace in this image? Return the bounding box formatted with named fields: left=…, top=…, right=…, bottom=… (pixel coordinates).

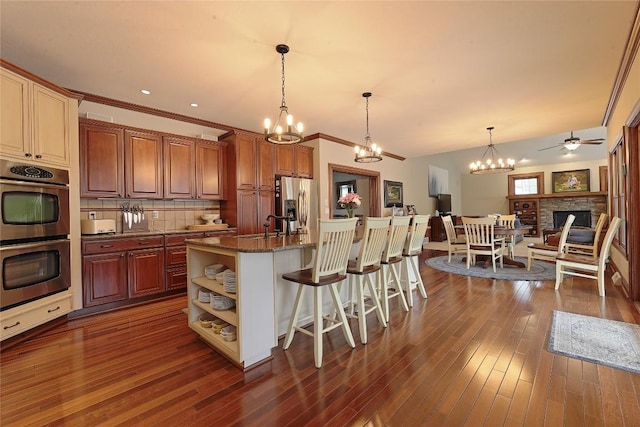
left=540, top=195, right=606, bottom=230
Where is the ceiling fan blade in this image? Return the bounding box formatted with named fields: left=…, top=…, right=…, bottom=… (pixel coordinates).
left=538, top=145, right=561, bottom=151
left=579, top=140, right=604, bottom=145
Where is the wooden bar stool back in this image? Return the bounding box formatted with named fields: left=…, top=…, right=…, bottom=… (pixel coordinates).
left=379, top=216, right=411, bottom=323
left=282, top=217, right=358, bottom=368
left=345, top=216, right=390, bottom=344
left=401, top=214, right=431, bottom=307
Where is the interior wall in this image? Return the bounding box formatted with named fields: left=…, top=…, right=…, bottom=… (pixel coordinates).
left=406, top=153, right=463, bottom=216
left=314, top=137, right=411, bottom=218
left=460, top=159, right=607, bottom=216
left=606, top=39, right=640, bottom=288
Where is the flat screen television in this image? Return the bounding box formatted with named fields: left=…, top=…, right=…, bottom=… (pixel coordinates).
left=437, top=193, right=451, bottom=214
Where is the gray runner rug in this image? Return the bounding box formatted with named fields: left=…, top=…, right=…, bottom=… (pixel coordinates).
left=424, top=255, right=555, bottom=281
left=548, top=310, right=640, bottom=374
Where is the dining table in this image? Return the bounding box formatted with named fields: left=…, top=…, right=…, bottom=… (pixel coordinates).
left=455, top=225, right=533, bottom=269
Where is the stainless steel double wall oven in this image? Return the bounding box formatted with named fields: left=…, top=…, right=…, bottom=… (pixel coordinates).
left=0, top=159, right=71, bottom=310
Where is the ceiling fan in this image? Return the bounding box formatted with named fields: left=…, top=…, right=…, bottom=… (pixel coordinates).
left=538, top=131, right=605, bottom=152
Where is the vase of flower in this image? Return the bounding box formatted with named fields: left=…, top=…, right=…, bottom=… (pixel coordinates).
left=338, top=192, right=361, bottom=218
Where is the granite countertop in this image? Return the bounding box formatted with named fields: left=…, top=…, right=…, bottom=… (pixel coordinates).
left=186, top=233, right=317, bottom=253
left=186, top=229, right=364, bottom=253
left=81, top=228, right=237, bottom=241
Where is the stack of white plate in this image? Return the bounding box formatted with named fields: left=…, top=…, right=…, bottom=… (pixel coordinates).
left=204, top=264, right=226, bottom=280
left=223, top=270, right=236, bottom=293
left=210, top=294, right=235, bottom=311
left=215, top=268, right=231, bottom=283
left=198, top=289, right=212, bottom=303
left=220, top=325, right=237, bottom=342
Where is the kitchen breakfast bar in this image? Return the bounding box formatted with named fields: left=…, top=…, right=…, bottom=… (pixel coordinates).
left=186, top=233, right=356, bottom=370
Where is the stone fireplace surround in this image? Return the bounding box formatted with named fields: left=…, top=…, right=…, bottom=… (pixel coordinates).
left=539, top=195, right=607, bottom=230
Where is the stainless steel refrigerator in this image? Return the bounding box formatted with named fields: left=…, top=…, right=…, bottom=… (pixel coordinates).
left=274, top=176, right=318, bottom=234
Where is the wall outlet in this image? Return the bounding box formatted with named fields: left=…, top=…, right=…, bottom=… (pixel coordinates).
left=612, top=272, right=622, bottom=285
left=88, top=211, right=96, bottom=220
left=152, top=210, right=159, bottom=219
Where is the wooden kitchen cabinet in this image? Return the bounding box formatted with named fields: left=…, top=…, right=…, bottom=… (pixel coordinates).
left=275, top=144, right=314, bottom=178
left=165, top=232, right=204, bottom=291
left=128, top=247, right=165, bottom=298
left=221, top=131, right=276, bottom=234
left=164, top=136, right=195, bottom=199
left=82, top=252, right=128, bottom=306
left=1, top=66, right=74, bottom=168
left=125, top=129, right=163, bottom=199
left=82, top=236, right=165, bottom=307
left=196, top=140, right=226, bottom=200
left=80, top=121, right=125, bottom=198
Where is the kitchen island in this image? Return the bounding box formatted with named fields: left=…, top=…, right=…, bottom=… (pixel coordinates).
left=185, top=232, right=358, bottom=370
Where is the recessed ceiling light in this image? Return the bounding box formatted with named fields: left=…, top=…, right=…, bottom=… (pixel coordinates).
left=519, top=158, right=529, bottom=163
left=190, top=103, right=198, bottom=107
left=141, top=89, right=151, bottom=95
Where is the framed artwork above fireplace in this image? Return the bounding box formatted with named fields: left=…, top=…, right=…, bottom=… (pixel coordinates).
left=551, top=169, right=590, bottom=193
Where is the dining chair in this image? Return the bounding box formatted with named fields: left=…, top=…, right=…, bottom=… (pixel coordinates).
left=497, top=214, right=517, bottom=259
left=379, top=216, right=411, bottom=323
left=344, top=216, right=390, bottom=344
left=401, top=214, right=431, bottom=307
left=527, top=214, right=575, bottom=271
left=282, top=217, right=358, bottom=368
left=565, top=213, right=608, bottom=259
left=462, top=217, right=505, bottom=272
left=555, top=217, right=622, bottom=297
left=442, top=215, right=467, bottom=262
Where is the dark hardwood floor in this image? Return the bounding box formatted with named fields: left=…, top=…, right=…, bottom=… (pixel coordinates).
left=2, top=249, right=639, bottom=426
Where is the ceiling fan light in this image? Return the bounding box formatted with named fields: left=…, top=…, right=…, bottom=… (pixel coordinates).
left=565, top=142, right=580, bottom=151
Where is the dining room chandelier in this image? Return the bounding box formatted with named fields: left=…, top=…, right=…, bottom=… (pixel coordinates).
left=263, top=44, right=303, bottom=145
left=354, top=92, right=382, bottom=163
left=469, top=127, right=515, bottom=174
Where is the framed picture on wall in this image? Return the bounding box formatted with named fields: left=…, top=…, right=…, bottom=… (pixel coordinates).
left=551, top=169, right=590, bottom=193
left=384, top=180, right=403, bottom=207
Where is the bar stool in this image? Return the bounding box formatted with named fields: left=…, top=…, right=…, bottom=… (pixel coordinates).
left=379, top=216, right=411, bottom=323
left=401, top=215, right=431, bottom=307
left=282, top=217, right=358, bottom=368
left=345, top=216, right=390, bottom=344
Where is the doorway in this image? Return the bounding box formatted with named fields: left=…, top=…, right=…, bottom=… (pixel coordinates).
left=328, top=163, right=381, bottom=218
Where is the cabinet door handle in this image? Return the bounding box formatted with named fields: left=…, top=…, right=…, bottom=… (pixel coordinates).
left=3, top=321, right=20, bottom=330
left=24, top=153, right=32, bottom=158
left=35, top=154, right=42, bottom=159
left=101, top=244, right=114, bottom=248
left=47, top=306, right=60, bottom=313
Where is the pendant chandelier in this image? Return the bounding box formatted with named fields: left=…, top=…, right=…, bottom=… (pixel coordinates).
left=263, top=44, right=303, bottom=144
left=469, top=126, right=515, bottom=174
left=354, top=92, right=382, bottom=163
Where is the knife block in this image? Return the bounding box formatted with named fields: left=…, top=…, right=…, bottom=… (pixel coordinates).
left=122, top=215, right=149, bottom=233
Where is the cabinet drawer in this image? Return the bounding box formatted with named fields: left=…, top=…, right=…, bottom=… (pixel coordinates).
left=1, top=293, right=72, bottom=341
left=165, top=233, right=203, bottom=246
left=82, top=236, right=164, bottom=254
left=166, top=266, right=187, bottom=291
left=166, top=246, right=187, bottom=267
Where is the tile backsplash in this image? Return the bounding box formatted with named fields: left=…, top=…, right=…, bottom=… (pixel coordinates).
left=80, top=199, right=222, bottom=233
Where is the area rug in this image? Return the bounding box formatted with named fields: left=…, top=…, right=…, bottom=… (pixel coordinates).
left=424, top=255, right=555, bottom=281
left=548, top=310, right=640, bottom=374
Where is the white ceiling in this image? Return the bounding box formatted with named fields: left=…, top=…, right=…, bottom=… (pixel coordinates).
left=1, top=1, right=637, bottom=162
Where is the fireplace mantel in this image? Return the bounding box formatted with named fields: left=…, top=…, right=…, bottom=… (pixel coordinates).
left=507, top=191, right=607, bottom=201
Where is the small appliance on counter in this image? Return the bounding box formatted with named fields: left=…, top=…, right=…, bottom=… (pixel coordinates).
left=81, top=219, right=116, bottom=235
